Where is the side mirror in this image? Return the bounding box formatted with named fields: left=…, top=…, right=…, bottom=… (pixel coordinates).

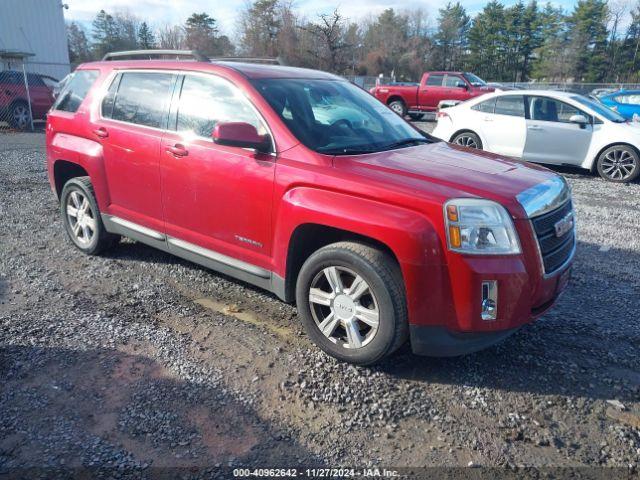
left=569, top=114, right=588, bottom=125
left=212, top=122, right=272, bottom=153
left=456, top=82, right=468, bottom=89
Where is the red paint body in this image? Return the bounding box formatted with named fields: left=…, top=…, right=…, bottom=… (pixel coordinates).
left=371, top=71, right=495, bottom=112
left=46, top=60, right=571, bottom=341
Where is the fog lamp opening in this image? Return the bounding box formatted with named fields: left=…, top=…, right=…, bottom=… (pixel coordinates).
left=481, top=280, right=498, bottom=321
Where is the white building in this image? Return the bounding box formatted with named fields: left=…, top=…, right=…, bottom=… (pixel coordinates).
left=0, top=0, right=70, bottom=80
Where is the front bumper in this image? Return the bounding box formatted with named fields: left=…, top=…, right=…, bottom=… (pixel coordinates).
left=410, top=324, right=521, bottom=357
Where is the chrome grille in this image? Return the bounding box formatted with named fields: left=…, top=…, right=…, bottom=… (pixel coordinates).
left=531, top=200, right=575, bottom=275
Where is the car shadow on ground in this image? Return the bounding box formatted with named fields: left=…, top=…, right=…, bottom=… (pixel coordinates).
left=378, top=239, right=639, bottom=402
left=0, top=344, right=321, bottom=475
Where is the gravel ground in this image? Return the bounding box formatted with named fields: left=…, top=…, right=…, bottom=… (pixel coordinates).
left=0, top=130, right=639, bottom=478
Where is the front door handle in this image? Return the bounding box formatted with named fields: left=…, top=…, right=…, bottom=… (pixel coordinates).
left=92, top=127, right=108, bottom=138
left=166, top=144, right=188, bottom=157
left=483, top=116, right=493, bottom=122
left=527, top=125, right=542, bottom=131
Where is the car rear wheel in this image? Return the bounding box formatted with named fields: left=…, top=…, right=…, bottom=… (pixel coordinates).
left=452, top=131, right=482, bottom=149
left=9, top=101, right=31, bottom=130
left=388, top=100, right=407, bottom=117
left=596, top=145, right=639, bottom=183
left=295, top=242, right=408, bottom=365
left=60, top=177, right=119, bottom=255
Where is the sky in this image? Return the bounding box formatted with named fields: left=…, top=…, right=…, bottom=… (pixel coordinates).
left=62, top=0, right=580, bottom=38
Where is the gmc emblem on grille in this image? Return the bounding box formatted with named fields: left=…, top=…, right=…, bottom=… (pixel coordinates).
left=554, top=213, right=574, bottom=238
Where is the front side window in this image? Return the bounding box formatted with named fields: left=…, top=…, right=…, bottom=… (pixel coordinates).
left=53, top=70, right=99, bottom=113
left=176, top=74, right=267, bottom=138
left=494, top=95, right=525, bottom=117
left=444, top=75, right=465, bottom=88
left=253, top=78, right=428, bottom=155
left=426, top=74, right=444, bottom=86
left=528, top=96, right=583, bottom=123
left=615, top=94, right=640, bottom=105
left=463, top=73, right=487, bottom=87
left=108, top=72, right=175, bottom=128
left=472, top=98, right=496, bottom=113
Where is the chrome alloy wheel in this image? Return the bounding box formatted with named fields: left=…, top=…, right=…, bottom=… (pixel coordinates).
left=66, top=191, right=97, bottom=246
left=389, top=102, right=404, bottom=115
left=600, top=148, right=637, bottom=181
left=454, top=134, right=479, bottom=148
left=12, top=104, right=30, bottom=130
left=308, top=266, right=380, bottom=349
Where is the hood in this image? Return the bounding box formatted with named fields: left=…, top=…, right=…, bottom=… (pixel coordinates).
left=334, top=141, right=560, bottom=219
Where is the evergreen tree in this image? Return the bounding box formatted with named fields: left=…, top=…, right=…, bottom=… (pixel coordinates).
left=67, top=21, right=92, bottom=63
left=468, top=1, right=507, bottom=80
left=91, top=10, right=119, bottom=58
left=240, top=0, right=282, bottom=57
left=566, top=0, right=609, bottom=81
left=138, top=21, right=156, bottom=49
left=434, top=2, right=470, bottom=71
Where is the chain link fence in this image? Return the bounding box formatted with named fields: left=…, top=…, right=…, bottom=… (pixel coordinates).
left=0, top=58, right=67, bottom=132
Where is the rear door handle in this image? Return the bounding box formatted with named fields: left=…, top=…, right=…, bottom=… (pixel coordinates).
left=166, top=144, right=188, bottom=157
left=527, top=125, right=542, bottom=130
left=483, top=116, right=493, bottom=122
left=92, top=127, right=108, bottom=138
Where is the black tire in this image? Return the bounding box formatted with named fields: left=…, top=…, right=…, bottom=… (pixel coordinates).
left=388, top=99, right=407, bottom=117
left=60, top=177, right=119, bottom=255
left=8, top=101, right=31, bottom=130
left=295, top=241, right=408, bottom=365
left=451, top=131, right=482, bottom=150
left=409, top=113, right=424, bottom=121
left=596, top=145, right=640, bottom=183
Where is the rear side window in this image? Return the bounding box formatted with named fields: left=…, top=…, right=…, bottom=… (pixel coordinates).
left=105, top=72, right=175, bottom=129
left=472, top=98, right=496, bottom=113
left=426, top=74, right=444, bottom=86
left=52, top=70, right=99, bottom=113
left=494, top=95, right=525, bottom=117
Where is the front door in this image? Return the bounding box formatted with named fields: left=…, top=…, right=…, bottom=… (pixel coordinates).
left=523, top=96, right=593, bottom=165
left=92, top=71, right=176, bottom=232
left=160, top=73, right=275, bottom=270
left=418, top=73, right=446, bottom=110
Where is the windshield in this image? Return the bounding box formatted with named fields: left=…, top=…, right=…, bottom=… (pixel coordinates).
left=252, top=78, right=428, bottom=155
left=572, top=95, right=626, bottom=123
left=463, top=73, right=486, bottom=87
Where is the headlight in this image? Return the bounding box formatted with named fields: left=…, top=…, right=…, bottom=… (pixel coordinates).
left=444, top=199, right=521, bottom=254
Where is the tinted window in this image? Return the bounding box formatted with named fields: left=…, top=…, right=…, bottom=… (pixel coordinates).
left=101, top=74, right=120, bottom=119
left=444, top=75, right=464, bottom=88
left=253, top=78, right=427, bottom=155
left=176, top=74, right=266, bottom=138
left=26, top=74, right=45, bottom=87
left=472, top=98, right=496, bottom=113
left=111, top=72, right=174, bottom=128
left=494, top=95, right=525, bottom=117
left=426, top=74, right=444, bottom=86
left=528, top=96, right=582, bottom=123
left=53, top=70, right=99, bottom=113
left=0, top=71, right=22, bottom=85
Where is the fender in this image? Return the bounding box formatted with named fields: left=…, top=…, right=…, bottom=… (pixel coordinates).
left=51, top=133, right=110, bottom=209
left=273, top=186, right=454, bottom=327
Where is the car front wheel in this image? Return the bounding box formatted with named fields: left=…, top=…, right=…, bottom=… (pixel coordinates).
left=295, top=242, right=408, bottom=365
left=596, top=145, right=639, bottom=183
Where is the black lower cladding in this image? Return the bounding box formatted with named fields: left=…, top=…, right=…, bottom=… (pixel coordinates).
left=531, top=200, right=575, bottom=275
left=409, top=325, right=521, bottom=357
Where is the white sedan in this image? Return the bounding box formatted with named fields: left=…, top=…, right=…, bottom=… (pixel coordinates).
left=432, top=90, right=640, bottom=183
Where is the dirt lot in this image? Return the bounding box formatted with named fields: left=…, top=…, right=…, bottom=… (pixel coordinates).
left=1, top=130, right=639, bottom=478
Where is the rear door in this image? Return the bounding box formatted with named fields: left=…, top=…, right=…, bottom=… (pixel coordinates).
left=418, top=74, right=446, bottom=110
left=477, top=94, right=526, bottom=157
left=92, top=70, right=177, bottom=232
left=523, top=96, right=593, bottom=165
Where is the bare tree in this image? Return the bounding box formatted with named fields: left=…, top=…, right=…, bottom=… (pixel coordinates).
left=301, top=10, right=350, bottom=73
left=157, top=24, right=185, bottom=49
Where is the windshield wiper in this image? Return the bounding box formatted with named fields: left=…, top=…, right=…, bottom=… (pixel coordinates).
left=381, top=137, right=430, bottom=151
left=319, top=147, right=378, bottom=155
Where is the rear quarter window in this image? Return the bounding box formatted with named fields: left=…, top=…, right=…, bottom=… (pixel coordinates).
left=53, top=70, right=99, bottom=113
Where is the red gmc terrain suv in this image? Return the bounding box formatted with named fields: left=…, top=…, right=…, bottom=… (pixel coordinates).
left=46, top=52, right=575, bottom=365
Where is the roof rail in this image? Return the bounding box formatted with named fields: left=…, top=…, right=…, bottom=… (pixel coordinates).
left=102, top=50, right=210, bottom=62
left=210, top=56, right=285, bottom=66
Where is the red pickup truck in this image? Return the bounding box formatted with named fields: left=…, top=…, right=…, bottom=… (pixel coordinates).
left=370, top=72, right=495, bottom=119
